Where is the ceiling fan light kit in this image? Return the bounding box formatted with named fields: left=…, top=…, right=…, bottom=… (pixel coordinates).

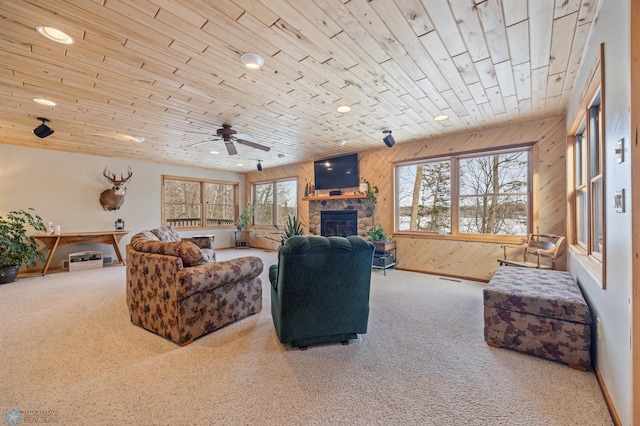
left=241, top=53, right=264, bottom=69
left=33, top=117, right=54, bottom=138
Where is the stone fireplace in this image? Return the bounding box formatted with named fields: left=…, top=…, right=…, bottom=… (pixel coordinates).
left=321, top=210, right=357, bottom=237
left=308, top=196, right=371, bottom=237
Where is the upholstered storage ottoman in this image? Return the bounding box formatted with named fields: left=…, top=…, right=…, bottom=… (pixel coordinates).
left=483, top=266, right=592, bottom=370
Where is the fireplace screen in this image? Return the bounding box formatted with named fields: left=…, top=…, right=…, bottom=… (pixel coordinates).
left=321, top=210, right=358, bottom=237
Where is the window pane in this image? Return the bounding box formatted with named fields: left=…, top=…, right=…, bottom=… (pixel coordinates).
left=164, top=180, right=201, bottom=227
left=591, top=177, right=603, bottom=256
left=277, top=180, right=297, bottom=226
left=459, top=195, right=528, bottom=235
left=589, top=104, right=601, bottom=177
left=459, top=151, right=528, bottom=196
left=255, top=183, right=273, bottom=225
left=576, top=187, right=588, bottom=247
left=397, top=161, right=451, bottom=233
left=204, top=183, right=235, bottom=226
left=575, top=134, right=584, bottom=186
left=458, top=150, right=529, bottom=236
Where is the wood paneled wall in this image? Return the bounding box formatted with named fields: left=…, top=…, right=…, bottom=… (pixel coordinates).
left=246, top=116, right=567, bottom=281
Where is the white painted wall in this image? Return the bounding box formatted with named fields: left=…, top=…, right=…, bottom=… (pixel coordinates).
left=0, top=144, right=246, bottom=269
left=566, top=1, right=631, bottom=423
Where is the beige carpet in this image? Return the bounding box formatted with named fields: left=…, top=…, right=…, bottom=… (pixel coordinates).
left=0, top=249, right=612, bottom=425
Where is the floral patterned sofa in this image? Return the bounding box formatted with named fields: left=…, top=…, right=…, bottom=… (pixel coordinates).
left=483, top=266, right=592, bottom=370
left=126, top=226, right=263, bottom=345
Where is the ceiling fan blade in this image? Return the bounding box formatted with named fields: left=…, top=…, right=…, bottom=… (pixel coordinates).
left=225, top=141, right=238, bottom=155
left=235, top=138, right=271, bottom=152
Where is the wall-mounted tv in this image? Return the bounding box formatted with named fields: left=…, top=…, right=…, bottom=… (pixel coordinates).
left=314, top=153, right=359, bottom=190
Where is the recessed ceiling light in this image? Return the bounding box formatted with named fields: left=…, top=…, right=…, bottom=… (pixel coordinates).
left=132, top=136, right=145, bottom=143
left=209, top=150, right=220, bottom=155
left=434, top=114, right=449, bottom=121
left=32, top=98, right=56, bottom=106
left=337, top=139, right=347, bottom=145
left=240, top=53, right=264, bottom=69
left=337, top=105, right=351, bottom=113
left=36, top=26, right=74, bottom=45
left=236, top=163, right=244, bottom=167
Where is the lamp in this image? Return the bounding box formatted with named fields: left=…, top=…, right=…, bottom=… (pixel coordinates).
left=33, top=117, right=54, bottom=138
left=257, top=160, right=263, bottom=172
left=241, top=53, right=264, bottom=69
left=382, top=130, right=395, bottom=148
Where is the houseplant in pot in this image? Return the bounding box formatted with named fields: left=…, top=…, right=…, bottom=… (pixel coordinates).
left=279, top=214, right=304, bottom=245
left=236, top=202, right=255, bottom=230
left=0, top=208, right=47, bottom=283
left=367, top=223, right=394, bottom=252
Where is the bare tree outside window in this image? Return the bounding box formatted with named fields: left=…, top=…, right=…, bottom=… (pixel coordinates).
left=205, top=183, right=235, bottom=225
left=254, top=183, right=274, bottom=225
left=164, top=180, right=202, bottom=227
left=458, top=151, right=528, bottom=235
left=253, top=179, right=297, bottom=226
left=163, top=177, right=238, bottom=228
left=396, top=148, right=531, bottom=237
left=277, top=180, right=297, bottom=226
left=397, top=161, right=451, bottom=232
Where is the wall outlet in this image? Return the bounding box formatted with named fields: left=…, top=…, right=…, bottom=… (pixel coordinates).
left=596, top=317, right=602, bottom=340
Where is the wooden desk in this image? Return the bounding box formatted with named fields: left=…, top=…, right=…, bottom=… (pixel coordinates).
left=35, top=231, right=129, bottom=276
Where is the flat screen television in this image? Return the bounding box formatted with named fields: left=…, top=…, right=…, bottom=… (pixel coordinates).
left=314, top=153, right=359, bottom=190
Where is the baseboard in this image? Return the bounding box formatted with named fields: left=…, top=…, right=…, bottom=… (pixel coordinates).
left=396, top=267, right=489, bottom=283
left=594, top=365, right=622, bottom=425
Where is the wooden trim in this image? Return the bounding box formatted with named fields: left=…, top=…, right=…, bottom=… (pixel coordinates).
left=631, top=0, right=640, bottom=421
left=396, top=267, right=489, bottom=283
left=161, top=174, right=239, bottom=185
left=531, top=143, right=539, bottom=233
left=565, top=43, right=605, bottom=289
left=599, top=42, right=607, bottom=289
left=595, top=365, right=622, bottom=425
left=302, top=194, right=366, bottom=201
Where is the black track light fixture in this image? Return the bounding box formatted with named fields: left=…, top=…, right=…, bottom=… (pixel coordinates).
left=256, top=160, right=263, bottom=172
left=33, top=117, right=54, bottom=138
left=382, top=130, right=395, bottom=148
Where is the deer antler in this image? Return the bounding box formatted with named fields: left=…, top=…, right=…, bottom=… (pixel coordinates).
left=103, top=167, right=133, bottom=185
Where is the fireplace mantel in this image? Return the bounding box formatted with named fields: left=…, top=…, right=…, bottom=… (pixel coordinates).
left=303, top=194, right=365, bottom=201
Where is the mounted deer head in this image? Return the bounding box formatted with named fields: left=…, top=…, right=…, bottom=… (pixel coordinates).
left=99, top=167, right=133, bottom=211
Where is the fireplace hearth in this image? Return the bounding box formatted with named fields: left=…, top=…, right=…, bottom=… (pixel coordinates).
left=321, top=210, right=358, bottom=237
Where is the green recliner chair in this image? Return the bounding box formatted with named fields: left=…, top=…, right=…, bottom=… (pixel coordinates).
left=269, top=235, right=375, bottom=349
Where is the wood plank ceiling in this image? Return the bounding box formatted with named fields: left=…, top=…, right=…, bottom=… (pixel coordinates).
left=0, top=0, right=600, bottom=172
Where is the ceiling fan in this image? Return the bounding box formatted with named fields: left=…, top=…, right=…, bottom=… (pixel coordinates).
left=186, top=124, right=270, bottom=156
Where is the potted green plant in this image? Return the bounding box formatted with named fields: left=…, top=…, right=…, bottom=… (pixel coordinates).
left=236, top=202, right=255, bottom=230
left=280, top=214, right=304, bottom=245
left=358, top=179, right=378, bottom=218
left=367, top=223, right=388, bottom=242
left=367, top=223, right=395, bottom=253
left=0, top=208, right=47, bottom=283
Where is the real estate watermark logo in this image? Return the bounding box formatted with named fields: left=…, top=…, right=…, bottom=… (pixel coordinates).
left=5, top=409, right=58, bottom=424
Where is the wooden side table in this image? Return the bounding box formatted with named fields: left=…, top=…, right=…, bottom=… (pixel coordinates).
left=234, top=230, right=249, bottom=249
left=34, top=231, right=129, bottom=276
